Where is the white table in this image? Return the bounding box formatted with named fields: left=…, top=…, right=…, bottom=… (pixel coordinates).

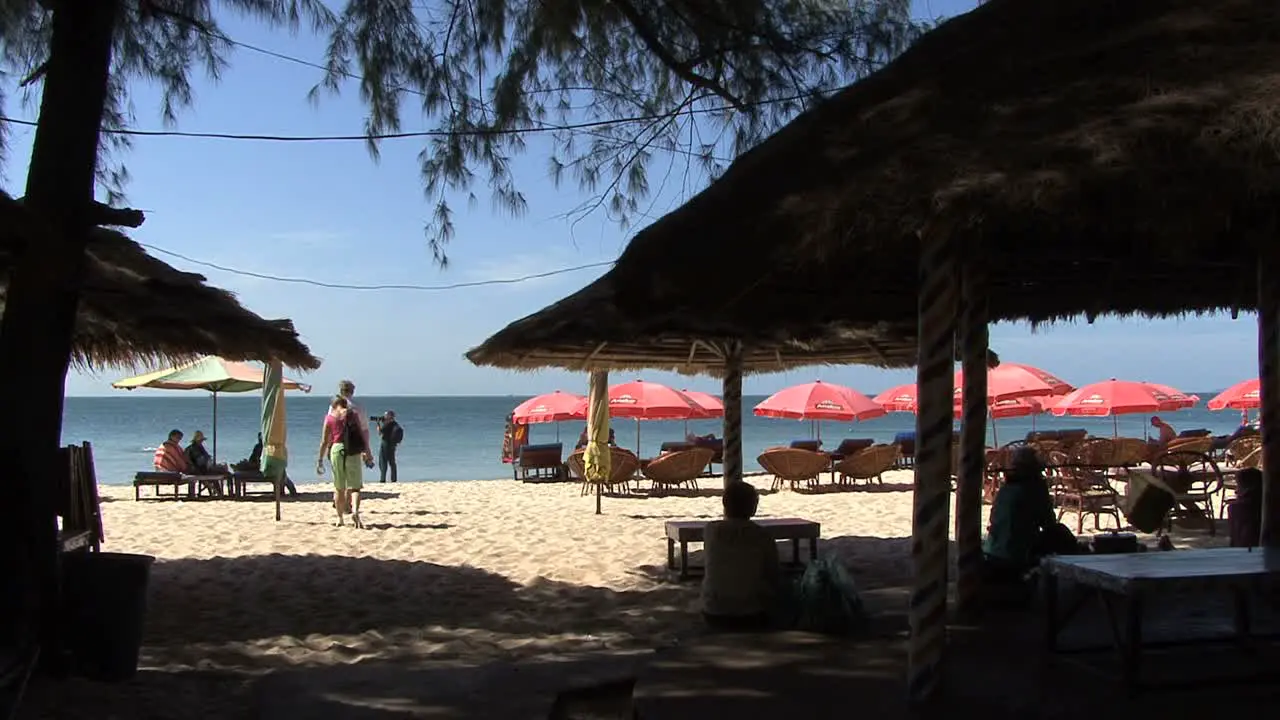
left=1042, top=548, right=1280, bottom=691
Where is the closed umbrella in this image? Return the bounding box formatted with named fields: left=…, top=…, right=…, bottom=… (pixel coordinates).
left=260, top=360, right=288, bottom=521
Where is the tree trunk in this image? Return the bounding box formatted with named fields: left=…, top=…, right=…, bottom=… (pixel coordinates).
left=0, top=0, right=119, bottom=667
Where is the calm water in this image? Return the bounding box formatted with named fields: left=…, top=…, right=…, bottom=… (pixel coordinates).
left=63, top=393, right=1245, bottom=485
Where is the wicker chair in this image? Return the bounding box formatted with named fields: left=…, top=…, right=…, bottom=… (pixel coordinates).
left=570, top=447, right=641, bottom=496
left=1165, top=436, right=1213, bottom=455
left=1152, top=450, right=1223, bottom=535
left=1054, top=438, right=1122, bottom=534
left=759, top=447, right=830, bottom=491
left=1226, top=436, right=1262, bottom=468
left=643, top=447, right=714, bottom=492
left=1111, top=437, right=1150, bottom=466
left=833, top=444, right=900, bottom=486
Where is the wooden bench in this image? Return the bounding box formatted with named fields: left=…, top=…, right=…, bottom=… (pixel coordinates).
left=664, top=518, right=821, bottom=581
left=133, top=471, right=228, bottom=500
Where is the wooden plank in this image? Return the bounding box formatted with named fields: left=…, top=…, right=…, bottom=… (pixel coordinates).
left=665, top=518, right=821, bottom=543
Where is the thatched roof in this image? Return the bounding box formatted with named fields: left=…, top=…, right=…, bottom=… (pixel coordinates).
left=0, top=194, right=320, bottom=371
left=466, top=269, right=918, bottom=376
left=603, top=0, right=1277, bottom=327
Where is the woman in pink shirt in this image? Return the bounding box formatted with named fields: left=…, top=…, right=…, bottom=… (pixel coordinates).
left=318, top=396, right=370, bottom=527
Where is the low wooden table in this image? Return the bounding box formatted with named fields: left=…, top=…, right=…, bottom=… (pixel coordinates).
left=664, top=518, right=821, bottom=581
left=1042, top=548, right=1280, bottom=692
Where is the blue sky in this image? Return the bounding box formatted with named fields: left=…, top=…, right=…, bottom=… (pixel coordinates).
left=1, top=1, right=1261, bottom=397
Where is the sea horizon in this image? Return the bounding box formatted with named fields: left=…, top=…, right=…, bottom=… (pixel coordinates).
left=65, top=391, right=1242, bottom=487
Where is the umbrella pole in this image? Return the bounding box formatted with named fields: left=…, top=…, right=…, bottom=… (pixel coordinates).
left=636, top=419, right=641, bottom=455
left=1113, top=414, right=1119, bottom=438
left=212, top=390, right=218, bottom=464
left=990, top=412, right=998, bottom=447
left=556, top=423, right=560, bottom=442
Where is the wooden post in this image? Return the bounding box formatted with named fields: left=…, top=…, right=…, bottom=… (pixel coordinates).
left=955, top=258, right=989, bottom=622
left=1258, top=249, right=1280, bottom=546
left=722, top=341, right=744, bottom=487
left=0, top=0, right=121, bottom=669
left=908, top=223, right=958, bottom=704
left=585, top=370, right=611, bottom=515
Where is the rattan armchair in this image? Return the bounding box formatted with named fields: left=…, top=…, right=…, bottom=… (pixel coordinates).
left=833, top=444, right=900, bottom=486
left=643, top=447, right=714, bottom=493
left=759, top=447, right=830, bottom=491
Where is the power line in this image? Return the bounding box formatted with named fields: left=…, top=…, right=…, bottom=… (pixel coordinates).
left=139, top=242, right=613, bottom=291
left=0, top=84, right=819, bottom=142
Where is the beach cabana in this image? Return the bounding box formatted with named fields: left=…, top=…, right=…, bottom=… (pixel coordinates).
left=471, top=0, right=1280, bottom=703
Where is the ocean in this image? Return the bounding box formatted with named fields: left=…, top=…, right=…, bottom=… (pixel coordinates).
left=64, top=393, right=1245, bottom=485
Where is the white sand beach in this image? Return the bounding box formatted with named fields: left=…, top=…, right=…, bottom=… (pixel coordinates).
left=24, top=472, right=1224, bottom=718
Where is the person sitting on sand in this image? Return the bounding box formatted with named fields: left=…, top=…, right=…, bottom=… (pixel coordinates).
left=154, top=429, right=191, bottom=474
left=983, top=447, right=1075, bottom=583
left=701, top=482, right=783, bottom=631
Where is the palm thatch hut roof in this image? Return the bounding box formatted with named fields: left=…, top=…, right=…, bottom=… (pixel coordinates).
left=0, top=194, right=319, bottom=371
left=600, top=0, right=1277, bottom=327
left=466, top=269, right=918, bottom=376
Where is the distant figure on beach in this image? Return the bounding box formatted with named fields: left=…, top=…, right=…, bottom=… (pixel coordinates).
left=1150, top=416, right=1177, bottom=443
left=185, top=430, right=218, bottom=474
left=154, top=429, right=191, bottom=473
left=701, top=482, right=782, bottom=631
left=502, top=414, right=529, bottom=464
left=575, top=427, right=616, bottom=449
left=375, top=410, right=404, bottom=483
left=982, top=447, right=1075, bottom=583
left=319, top=396, right=371, bottom=528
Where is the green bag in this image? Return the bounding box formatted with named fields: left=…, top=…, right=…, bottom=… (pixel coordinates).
left=788, top=557, right=870, bottom=636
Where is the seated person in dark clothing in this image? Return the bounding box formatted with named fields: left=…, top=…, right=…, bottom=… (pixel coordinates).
left=575, top=427, right=616, bottom=449
left=1229, top=468, right=1266, bottom=547
left=185, top=431, right=221, bottom=474
left=702, top=482, right=783, bottom=631
left=983, top=447, right=1075, bottom=583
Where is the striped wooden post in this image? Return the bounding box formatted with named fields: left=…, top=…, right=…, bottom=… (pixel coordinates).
left=722, top=341, right=745, bottom=486
left=909, top=222, right=958, bottom=704
left=955, top=258, right=988, bottom=621
left=1258, top=251, right=1280, bottom=546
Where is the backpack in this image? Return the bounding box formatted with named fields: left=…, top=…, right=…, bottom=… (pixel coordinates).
left=790, top=557, right=870, bottom=636
left=389, top=422, right=404, bottom=445
left=340, top=410, right=367, bottom=456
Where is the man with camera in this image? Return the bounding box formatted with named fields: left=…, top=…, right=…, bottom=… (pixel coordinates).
left=374, top=410, right=405, bottom=483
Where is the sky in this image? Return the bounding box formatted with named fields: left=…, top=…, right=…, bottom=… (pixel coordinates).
left=0, top=1, right=1262, bottom=397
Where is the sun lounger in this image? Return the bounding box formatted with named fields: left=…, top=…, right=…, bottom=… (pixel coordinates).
left=133, top=471, right=187, bottom=500
left=827, top=438, right=874, bottom=462
left=517, top=442, right=567, bottom=482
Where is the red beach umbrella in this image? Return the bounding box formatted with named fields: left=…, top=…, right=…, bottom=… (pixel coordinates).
left=680, top=390, right=725, bottom=418
left=954, top=396, right=1045, bottom=420
left=608, top=380, right=707, bottom=419
left=1207, top=378, right=1260, bottom=411
left=955, top=362, right=1074, bottom=402
left=1143, top=382, right=1199, bottom=410
left=512, top=391, right=587, bottom=424
left=754, top=381, right=886, bottom=422
left=873, top=383, right=921, bottom=413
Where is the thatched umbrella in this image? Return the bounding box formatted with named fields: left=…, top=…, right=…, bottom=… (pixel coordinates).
left=1, top=194, right=319, bottom=371
left=467, top=266, right=919, bottom=497
left=477, top=0, right=1280, bottom=703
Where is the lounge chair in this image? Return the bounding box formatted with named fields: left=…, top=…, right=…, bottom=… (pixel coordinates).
left=759, top=447, right=830, bottom=491
left=833, top=443, right=900, bottom=486
left=570, top=447, right=641, bottom=495
left=893, top=432, right=916, bottom=468
left=517, top=442, right=567, bottom=483
left=788, top=439, right=822, bottom=452
left=644, top=447, right=714, bottom=493
left=827, top=438, right=875, bottom=462
left=133, top=471, right=187, bottom=500
left=688, top=435, right=724, bottom=474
